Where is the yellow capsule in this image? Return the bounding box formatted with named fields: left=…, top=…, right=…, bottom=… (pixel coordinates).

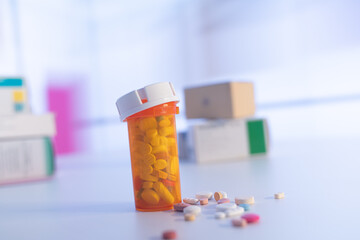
left=153, top=181, right=174, bottom=204
left=146, top=129, right=158, bottom=138
left=132, top=151, right=142, bottom=161
left=141, top=189, right=160, bottom=205
left=142, top=181, right=153, bottom=189
left=169, top=145, right=178, bottom=156
left=169, top=156, right=179, bottom=175
left=154, top=159, right=167, bottom=170
left=134, top=134, right=144, bottom=141
left=134, top=141, right=152, bottom=154
left=143, top=136, right=151, bottom=144
left=139, top=117, right=157, bottom=132
left=159, top=136, right=168, bottom=145
left=152, top=136, right=168, bottom=147
left=131, top=127, right=143, bottom=137
left=152, top=145, right=168, bottom=154
left=150, top=135, right=160, bottom=147
left=139, top=173, right=158, bottom=182
left=167, top=137, right=176, bottom=145
left=154, top=152, right=169, bottom=161
left=130, top=126, right=144, bottom=141
left=141, top=165, right=153, bottom=175
left=168, top=174, right=177, bottom=182
left=156, top=116, right=166, bottom=121
left=159, top=127, right=174, bottom=137
left=159, top=119, right=171, bottom=127
left=154, top=169, right=168, bottom=179
left=141, top=153, right=156, bottom=165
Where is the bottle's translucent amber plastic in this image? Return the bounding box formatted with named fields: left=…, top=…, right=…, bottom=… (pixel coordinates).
left=126, top=102, right=181, bottom=211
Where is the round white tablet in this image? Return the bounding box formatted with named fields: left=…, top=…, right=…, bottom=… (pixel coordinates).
left=225, top=207, right=244, bottom=218
left=195, top=191, right=213, bottom=200
left=216, top=203, right=237, bottom=212
left=183, top=198, right=199, bottom=205
left=183, top=205, right=201, bottom=216
left=235, top=196, right=255, bottom=205
left=215, top=212, right=226, bottom=219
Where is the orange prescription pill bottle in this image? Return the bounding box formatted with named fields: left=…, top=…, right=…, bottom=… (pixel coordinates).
left=116, top=82, right=182, bottom=211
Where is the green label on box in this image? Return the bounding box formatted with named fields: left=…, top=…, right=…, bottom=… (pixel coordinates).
left=44, top=138, right=55, bottom=176
left=247, top=120, right=266, bottom=154
left=0, top=78, right=23, bottom=87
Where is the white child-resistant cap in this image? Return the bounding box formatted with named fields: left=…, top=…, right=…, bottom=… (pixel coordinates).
left=116, top=82, right=179, bottom=121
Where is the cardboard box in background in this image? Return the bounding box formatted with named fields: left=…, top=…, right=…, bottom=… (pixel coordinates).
left=0, top=137, right=55, bottom=185
left=0, top=113, right=56, bottom=139
left=0, top=77, right=57, bottom=185
left=178, top=118, right=269, bottom=163
left=0, top=77, right=31, bottom=115
left=185, top=82, right=255, bottom=119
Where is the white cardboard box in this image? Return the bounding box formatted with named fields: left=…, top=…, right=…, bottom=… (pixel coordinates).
left=0, top=137, right=55, bottom=185
left=0, top=113, right=56, bottom=139
left=179, top=118, right=269, bottom=163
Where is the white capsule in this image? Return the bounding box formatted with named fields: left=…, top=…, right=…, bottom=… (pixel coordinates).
left=235, top=196, right=255, bottom=205
left=274, top=192, right=285, bottom=199
left=184, top=205, right=201, bottom=216
left=215, top=212, right=226, bottom=219
left=216, top=203, right=237, bottom=212
left=183, top=198, right=199, bottom=205
left=225, top=207, right=244, bottom=218
left=195, top=191, right=213, bottom=200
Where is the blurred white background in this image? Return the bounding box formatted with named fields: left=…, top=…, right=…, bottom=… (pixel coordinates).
left=1, top=0, right=360, bottom=154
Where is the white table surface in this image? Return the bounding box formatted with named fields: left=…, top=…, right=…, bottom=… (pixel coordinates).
left=1, top=137, right=360, bottom=240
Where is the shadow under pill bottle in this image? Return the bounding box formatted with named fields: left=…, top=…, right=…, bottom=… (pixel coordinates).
left=116, top=82, right=182, bottom=212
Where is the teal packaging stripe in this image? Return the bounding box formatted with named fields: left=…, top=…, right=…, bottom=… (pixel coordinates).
left=0, top=78, right=23, bottom=87
left=247, top=120, right=267, bottom=154
left=44, top=137, right=55, bottom=176
left=14, top=103, right=24, bottom=112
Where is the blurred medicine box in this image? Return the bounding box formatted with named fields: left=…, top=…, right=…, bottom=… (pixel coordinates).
left=178, top=118, right=269, bottom=163
left=184, top=82, right=255, bottom=119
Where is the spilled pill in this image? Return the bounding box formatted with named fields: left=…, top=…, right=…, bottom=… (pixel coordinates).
left=215, top=212, right=226, bottom=220
left=216, top=203, right=237, bottom=212
left=195, top=192, right=213, bottom=200
left=238, top=203, right=250, bottom=211
left=184, top=213, right=196, bottom=221
left=275, top=192, right=285, bottom=199
left=235, top=196, right=255, bottom=205
left=183, top=198, right=199, bottom=205
left=242, top=213, right=260, bottom=223
left=173, top=202, right=190, bottom=212
left=217, top=198, right=230, bottom=204
left=162, top=230, right=177, bottom=240
left=183, top=205, right=201, bottom=216
left=200, top=198, right=208, bottom=205
left=232, top=218, right=248, bottom=228
left=214, top=191, right=227, bottom=201
left=225, top=207, right=244, bottom=218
